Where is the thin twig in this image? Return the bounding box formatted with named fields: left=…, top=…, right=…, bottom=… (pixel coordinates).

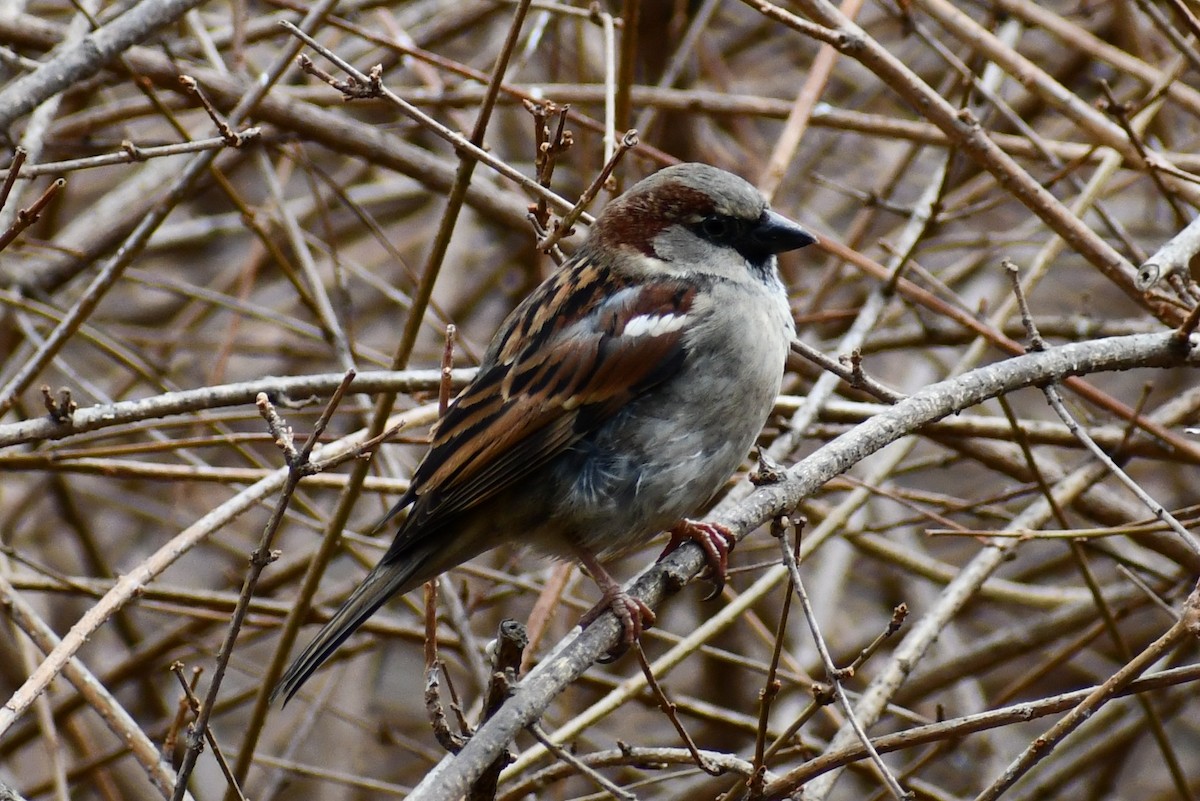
left=774, top=518, right=912, bottom=800
left=0, top=177, right=64, bottom=253
left=536, top=129, right=638, bottom=252
left=172, top=371, right=356, bottom=795
left=0, top=147, right=27, bottom=211
left=0, top=132, right=262, bottom=179
left=527, top=724, right=636, bottom=801
left=1007, top=260, right=1200, bottom=557
left=278, top=18, right=577, bottom=217
left=633, top=642, right=723, bottom=776
left=169, top=664, right=249, bottom=801
left=974, top=589, right=1196, bottom=801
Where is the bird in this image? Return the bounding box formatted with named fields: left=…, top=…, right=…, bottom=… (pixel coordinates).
left=274, top=163, right=815, bottom=704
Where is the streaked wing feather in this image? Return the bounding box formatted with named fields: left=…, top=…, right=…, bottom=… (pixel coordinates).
left=391, top=261, right=696, bottom=551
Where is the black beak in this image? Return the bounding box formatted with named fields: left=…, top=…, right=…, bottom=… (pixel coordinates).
left=752, top=209, right=817, bottom=254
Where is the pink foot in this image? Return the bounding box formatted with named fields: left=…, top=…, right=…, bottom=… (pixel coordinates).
left=658, top=519, right=736, bottom=600
left=575, top=547, right=656, bottom=661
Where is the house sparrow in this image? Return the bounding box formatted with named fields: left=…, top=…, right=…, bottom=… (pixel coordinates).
left=274, top=163, right=815, bottom=703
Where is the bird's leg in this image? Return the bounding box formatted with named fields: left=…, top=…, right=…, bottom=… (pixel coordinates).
left=658, top=519, right=736, bottom=600
left=574, top=547, right=655, bottom=658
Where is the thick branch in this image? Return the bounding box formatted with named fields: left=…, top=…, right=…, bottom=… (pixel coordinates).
left=404, top=331, right=1198, bottom=801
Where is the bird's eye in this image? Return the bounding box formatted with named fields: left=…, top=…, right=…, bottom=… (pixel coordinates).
left=699, top=215, right=741, bottom=242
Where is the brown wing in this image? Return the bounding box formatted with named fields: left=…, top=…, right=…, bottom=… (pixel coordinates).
left=385, top=257, right=697, bottom=551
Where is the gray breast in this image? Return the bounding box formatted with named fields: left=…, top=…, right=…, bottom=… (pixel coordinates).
left=547, top=286, right=790, bottom=556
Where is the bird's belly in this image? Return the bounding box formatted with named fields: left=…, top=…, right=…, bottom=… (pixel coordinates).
left=544, top=354, right=782, bottom=556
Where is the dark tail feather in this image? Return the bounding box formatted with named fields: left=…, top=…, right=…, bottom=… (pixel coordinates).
left=272, top=554, right=426, bottom=706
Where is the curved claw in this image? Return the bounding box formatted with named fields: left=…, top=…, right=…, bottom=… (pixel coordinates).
left=575, top=546, right=656, bottom=662
left=658, top=519, right=736, bottom=600
left=585, top=592, right=656, bottom=662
